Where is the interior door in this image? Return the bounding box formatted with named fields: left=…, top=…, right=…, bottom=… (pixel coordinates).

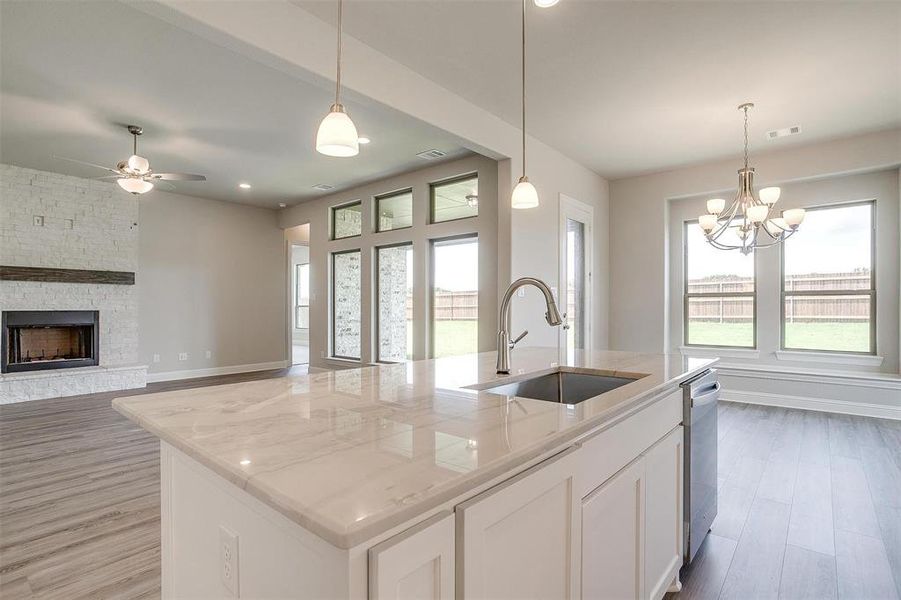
left=559, top=195, right=593, bottom=364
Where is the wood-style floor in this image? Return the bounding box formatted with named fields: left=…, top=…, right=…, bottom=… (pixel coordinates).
left=1, top=379, right=899, bottom=599
left=0, top=367, right=305, bottom=600
left=673, top=402, right=901, bottom=600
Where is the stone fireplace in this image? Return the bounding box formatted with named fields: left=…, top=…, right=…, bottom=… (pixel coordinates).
left=0, top=164, right=147, bottom=403
left=2, top=310, right=100, bottom=373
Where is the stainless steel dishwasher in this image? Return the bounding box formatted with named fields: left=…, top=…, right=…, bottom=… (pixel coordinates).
left=682, top=369, right=719, bottom=563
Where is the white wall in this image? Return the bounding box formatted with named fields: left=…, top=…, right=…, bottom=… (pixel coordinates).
left=139, top=191, right=286, bottom=377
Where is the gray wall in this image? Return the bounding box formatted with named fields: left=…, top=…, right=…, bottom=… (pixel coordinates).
left=139, top=191, right=286, bottom=376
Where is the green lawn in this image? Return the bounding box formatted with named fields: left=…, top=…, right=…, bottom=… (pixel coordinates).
left=432, top=320, right=478, bottom=358
left=687, top=321, right=870, bottom=353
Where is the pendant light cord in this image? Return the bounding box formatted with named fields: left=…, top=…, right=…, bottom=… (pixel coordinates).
left=521, top=0, right=527, bottom=177
left=133, top=133, right=137, bottom=156
left=335, top=0, right=343, bottom=106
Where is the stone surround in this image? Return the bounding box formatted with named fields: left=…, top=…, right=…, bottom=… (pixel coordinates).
left=0, top=164, right=146, bottom=402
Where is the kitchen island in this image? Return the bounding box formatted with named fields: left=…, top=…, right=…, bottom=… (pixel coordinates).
left=113, top=348, right=716, bottom=599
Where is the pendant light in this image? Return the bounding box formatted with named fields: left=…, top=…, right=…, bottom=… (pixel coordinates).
left=511, top=0, right=539, bottom=209
left=316, top=0, right=359, bottom=157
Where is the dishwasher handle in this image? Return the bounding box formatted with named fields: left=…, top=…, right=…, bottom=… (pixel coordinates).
left=691, top=382, right=720, bottom=408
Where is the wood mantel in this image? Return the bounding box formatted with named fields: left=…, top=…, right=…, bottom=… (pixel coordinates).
left=0, top=266, right=135, bottom=285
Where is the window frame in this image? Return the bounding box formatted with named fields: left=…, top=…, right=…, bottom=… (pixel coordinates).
left=682, top=219, right=758, bottom=349
left=374, top=241, right=414, bottom=364
left=429, top=233, right=479, bottom=358
left=330, top=200, right=363, bottom=241
left=295, top=262, right=310, bottom=330
left=374, top=188, right=414, bottom=233
left=779, top=200, right=877, bottom=356
left=330, top=248, right=362, bottom=361
left=429, top=172, right=479, bottom=224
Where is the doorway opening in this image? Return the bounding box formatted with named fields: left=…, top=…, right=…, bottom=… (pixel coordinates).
left=559, top=195, right=593, bottom=364
left=287, top=223, right=311, bottom=367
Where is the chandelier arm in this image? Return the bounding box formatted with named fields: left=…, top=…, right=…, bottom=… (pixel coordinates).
left=707, top=194, right=742, bottom=242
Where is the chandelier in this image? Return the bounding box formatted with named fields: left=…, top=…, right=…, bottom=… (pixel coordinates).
left=699, top=103, right=805, bottom=254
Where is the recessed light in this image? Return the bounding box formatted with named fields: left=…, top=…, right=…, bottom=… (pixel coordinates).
left=239, top=183, right=252, bottom=189
left=239, top=459, right=251, bottom=466
left=278, top=203, right=287, bottom=208
left=358, top=136, right=371, bottom=144
left=533, top=0, right=559, bottom=6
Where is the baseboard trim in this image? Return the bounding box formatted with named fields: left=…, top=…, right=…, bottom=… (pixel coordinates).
left=147, top=361, right=290, bottom=383
left=721, top=390, right=901, bottom=421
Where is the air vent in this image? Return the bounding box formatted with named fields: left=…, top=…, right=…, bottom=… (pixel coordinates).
left=416, top=149, right=447, bottom=160
left=766, top=126, right=801, bottom=140
left=312, top=183, right=334, bottom=191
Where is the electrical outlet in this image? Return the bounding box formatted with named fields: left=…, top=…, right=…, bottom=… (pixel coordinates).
left=33, top=215, right=44, bottom=227
left=178, top=352, right=188, bottom=361
left=219, top=526, right=239, bottom=597
left=205, top=350, right=212, bottom=359
left=517, top=287, right=526, bottom=298
left=152, top=354, right=160, bottom=363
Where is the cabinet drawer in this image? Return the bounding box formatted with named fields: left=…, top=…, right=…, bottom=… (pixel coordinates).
left=577, top=389, right=681, bottom=497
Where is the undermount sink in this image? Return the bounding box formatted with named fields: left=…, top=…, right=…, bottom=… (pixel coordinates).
left=477, top=370, right=640, bottom=405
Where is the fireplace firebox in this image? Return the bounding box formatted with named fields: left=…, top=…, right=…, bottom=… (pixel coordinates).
left=1, top=311, right=99, bottom=373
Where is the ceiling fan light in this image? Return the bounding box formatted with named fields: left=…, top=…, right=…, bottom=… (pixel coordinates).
left=759, top=186, right=781, bottom=205
left=706, top=198, right=726, bottom=215
left=316, top=104, right=359, bottom=157
left=127, top=154, right=150, bottom=175
left=511, top=177, right=539, bottom=209
left=117, top=177, right=154, bottom=195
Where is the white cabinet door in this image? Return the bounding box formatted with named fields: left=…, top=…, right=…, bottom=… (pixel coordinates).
left=581, top=458, right=645, bottom=600
left=368, top=512, right=455, bottom=600
left=643, top=426, right=683, bottom=600
left=457, top=447, right=580, bottom=600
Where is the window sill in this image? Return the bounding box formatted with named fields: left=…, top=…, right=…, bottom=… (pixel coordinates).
left=679, top=346, right=760, bottom=359
left=775, top=350, right=884, bottom=367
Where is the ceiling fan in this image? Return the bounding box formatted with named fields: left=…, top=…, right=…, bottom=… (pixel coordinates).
left=56, top=125, right=206, bottom=195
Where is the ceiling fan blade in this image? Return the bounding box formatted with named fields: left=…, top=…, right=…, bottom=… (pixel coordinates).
left=53, top=155, right=122, bottom=174
left=151, top=179, right=177, bottom=191
left=93, top=175, right=122, bottom=180
left=151, top=172, right=206, bottom=181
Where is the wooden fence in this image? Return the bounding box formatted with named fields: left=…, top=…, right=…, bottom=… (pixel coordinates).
left=688, top=271, right=871, bottom=323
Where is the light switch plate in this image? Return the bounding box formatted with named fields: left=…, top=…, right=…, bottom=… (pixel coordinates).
left=152, top=354, right=160, bottom=363
left=33, top=215, right=44, bottom=227
left=178, top=352, right=188, bottom=361
left=205, top=350, right=212, bottom=359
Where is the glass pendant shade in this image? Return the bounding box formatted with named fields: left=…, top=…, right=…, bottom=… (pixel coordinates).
left=511, top=177, right=539, bottom=209
left=783, top=208, right=806, bottom=227
left=117, top=177, right=154, bottom=194
left=706, top=198, right=726, bottom=215
left=759, top=186, right=781, bottom=205
left=698, top=214, right=718, bottom=232
left=316, top=104, right=359, bottom=157
left=127, top=154, right=150, bottom=174
left=747, top=204, right=769, bottom=223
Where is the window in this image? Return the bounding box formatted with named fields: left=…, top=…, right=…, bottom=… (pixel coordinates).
left=684, top=222, right=756, bottom=347
left=375, top=189, right=413, bottom=232
left=431, top=236, right=478, bottom=357
left=295, top=263, right=310, bottom=329
left=376, top=243, right=413, bottom=362
left=782, top=202, right=875, bottom=354
left=431, top=174, right=478, bottom=223
left=332, top=202, right=362, bottom=239
left=331, top=250, right=361, bottom=359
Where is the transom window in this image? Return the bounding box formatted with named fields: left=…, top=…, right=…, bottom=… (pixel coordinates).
left=782, top=202, right=875, bottom=354
left=332, top=202, right=362, bottom=240
left=431, top=174, right=478, bottom=223
left=684, top=222, right=756, bottom=348
left=375, top=189, right=413, bottom=232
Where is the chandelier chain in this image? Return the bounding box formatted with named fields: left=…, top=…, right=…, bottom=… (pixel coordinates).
left=743, top=104, right=749, bottom=170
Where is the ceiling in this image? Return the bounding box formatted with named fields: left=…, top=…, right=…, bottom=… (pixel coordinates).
left=0, top=1, right=470, bottom=208
left=297, top=0, right=901, bottom=179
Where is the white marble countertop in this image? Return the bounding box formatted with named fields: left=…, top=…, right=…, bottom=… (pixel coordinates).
left=113, top=348, right=716, bottom=548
